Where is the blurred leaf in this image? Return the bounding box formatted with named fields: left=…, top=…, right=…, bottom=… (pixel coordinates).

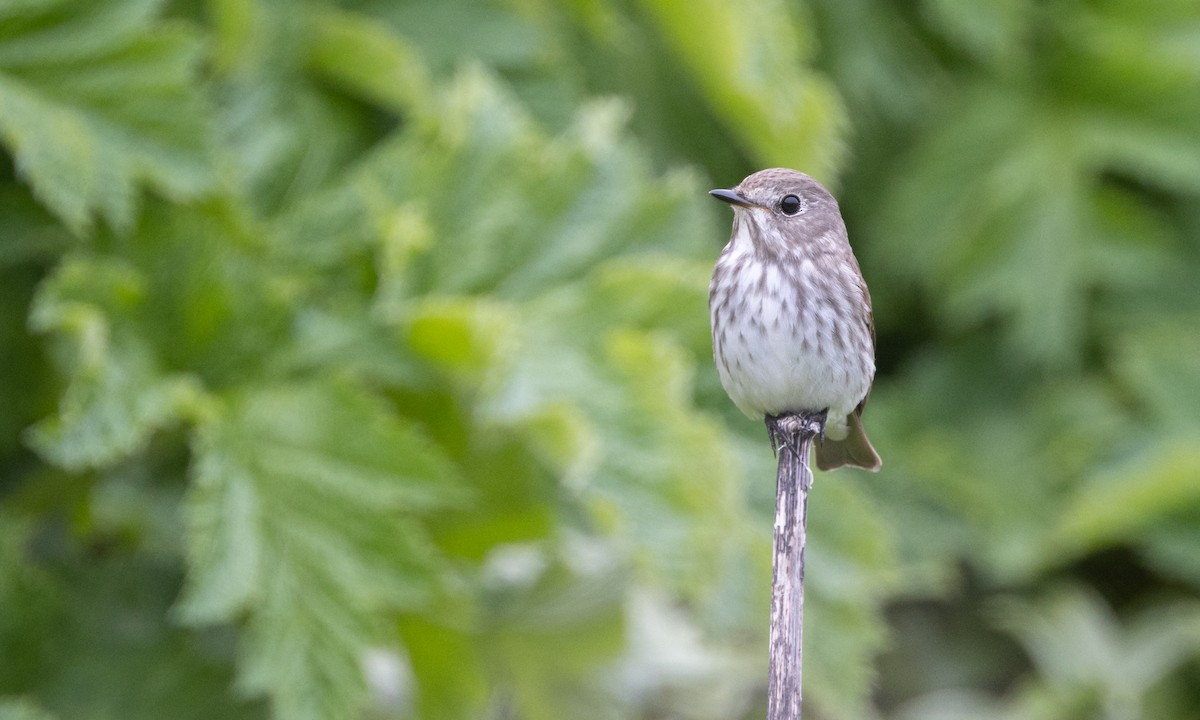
left=397, top=615, right=488, bottom=720
left=350, top=68, right=711, bottom=300
left=26, top=255, right=202, bottom=470
left=404, top=298, right=517, bottom=386
left=1048, top=318, right=1200, bottom=570
left=804, top=478, right=898, bottom=718
left=862, top=342, right=1128, bottom=582
left=0, top=0, right=213, bottom=233
left=1111, top=318, right=1200, bottom=432
left=0, top=533, right=261, bottom=720
left=354, top=0, right=545, bottom=76
left=0, top=258, right=55, bottom=456
left=874, top=85, right=1172, bottom=365
left=303, top=5, right=430, bottom=114
left=992, top=587, right=1200, bottom=720
left=1058, top=440, right=1200, bottom=557
left=85, top=200, right=293, bottom=389
left=1056, top=0, right=1200, bottom=194
left=180, top=379, right=461, bottom=720
left=481, top=542, right=626, bottom=720
left=922, top=0, right=1034, bottom=70
left=207, top=1, right=396, bottom=218
left=23, top=198, right=294, bottom=468
left=0, top=184, right=74, bottom=267
left=808, top=0, right=937, bottom=127
left=1141, top=522, right=1200, bottom=588
left=871, top=0, right=1199, bottom=367
left=635, top=0, right=846, bottom=179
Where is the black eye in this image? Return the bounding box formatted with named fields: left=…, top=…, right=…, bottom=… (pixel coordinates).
left=779, top=194, right=806, bottom=216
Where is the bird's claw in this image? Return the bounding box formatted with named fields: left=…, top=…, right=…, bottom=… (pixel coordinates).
left=765, top=410, right=828, bottom=457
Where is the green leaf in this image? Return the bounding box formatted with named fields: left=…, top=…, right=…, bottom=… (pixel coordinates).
left=0, top=531, right=261, bottom=720
left=0, top=183, right=74, bottom=267
left=481, top=548, right=626, bottom=720
left=991, top=587, right=1200, bottom=716
left=180, top=379, right=462, bottom=720
left=404, top=298, right=517, bottom=385
left=24, top=199, right=296, bottom=398
left=861, top=340, right=1131, bottom=582
left=0, top=0, right=214, bottom=233
left=804, top=479, right=898, bottom=719
left=1111, top=318, right=1200, bottom=432
left=25, top=255, right=202, bottom=470
left=807, top=0, right=937, bottom=126
left=1058, top=440, right=1200, bottom=556
left=352, top=0, right=546, bottom=77
left=1056, top=1, right=1200, bottom=194
left=922, top=0, right=1034, bottom=70
left=354, top=68, right=711, bottom=299
left=397, top=616, right=488, bottom=720
left=870, top=0, right=1200, bottom=366
left=207, top=1, right=421, bottom=219
left=635, top=0, right=846, bottom=178
left=303, top=5, right=430, bottom=114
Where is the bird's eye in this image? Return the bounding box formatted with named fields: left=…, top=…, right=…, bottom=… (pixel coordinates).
left=779, top=194, right=806, bottom=216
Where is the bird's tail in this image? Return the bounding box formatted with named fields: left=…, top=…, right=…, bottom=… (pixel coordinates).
left=815, top=411, right=881, bottom=472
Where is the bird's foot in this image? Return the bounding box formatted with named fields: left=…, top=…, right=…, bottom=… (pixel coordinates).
left=765, top=410, right=828, bottom=457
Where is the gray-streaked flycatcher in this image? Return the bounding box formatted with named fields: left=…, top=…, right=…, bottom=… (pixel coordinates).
left=709, top=168, right=881, bottom=471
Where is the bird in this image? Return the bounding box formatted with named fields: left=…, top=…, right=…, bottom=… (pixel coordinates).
left=708, top=168, right=881, bottom=471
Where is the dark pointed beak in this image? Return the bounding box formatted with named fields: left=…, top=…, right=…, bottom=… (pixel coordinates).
left=709, top=188, right=752, bottom=207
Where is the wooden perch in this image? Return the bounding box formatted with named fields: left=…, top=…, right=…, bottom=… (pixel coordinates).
left=766, top=411, right=824, bottom=720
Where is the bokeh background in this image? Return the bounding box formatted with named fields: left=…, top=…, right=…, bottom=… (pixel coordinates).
left=2, top=1, right=1199, bottom=719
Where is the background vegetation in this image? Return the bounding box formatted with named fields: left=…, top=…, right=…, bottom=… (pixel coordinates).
left=2, top=0, right=1199, bottom=718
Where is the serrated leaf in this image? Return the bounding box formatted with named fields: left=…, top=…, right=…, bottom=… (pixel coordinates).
left=494, top=294, right=743, bottom=600
left=324, top=64, right=889, bottom=715
left=25, top=255, right=200, bottom=470
left=180, top=379, right=462, bottom=720
left=317, top=67, right=711, bottom=300
left=0, top=0, right=214, bottom=234
left=876, top=87, right=1184, bottom=366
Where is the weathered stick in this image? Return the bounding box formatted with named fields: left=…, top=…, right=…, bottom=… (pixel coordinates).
left=766, top=412, right=823, bottom=720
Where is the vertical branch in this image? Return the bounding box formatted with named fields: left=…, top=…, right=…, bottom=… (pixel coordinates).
left=767, top=413, right=821, bottom=720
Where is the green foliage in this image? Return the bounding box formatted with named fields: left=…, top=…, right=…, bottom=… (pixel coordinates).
left=0, top=0, right=213, bottom=234
left=2, top=0, right=1199, bottom=719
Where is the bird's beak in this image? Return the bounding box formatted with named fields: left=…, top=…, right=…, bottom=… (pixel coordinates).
left=709, top=188, right=752, bottom=207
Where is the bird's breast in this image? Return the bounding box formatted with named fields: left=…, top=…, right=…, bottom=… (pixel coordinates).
left=709, top=248, right=873, bottom=421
